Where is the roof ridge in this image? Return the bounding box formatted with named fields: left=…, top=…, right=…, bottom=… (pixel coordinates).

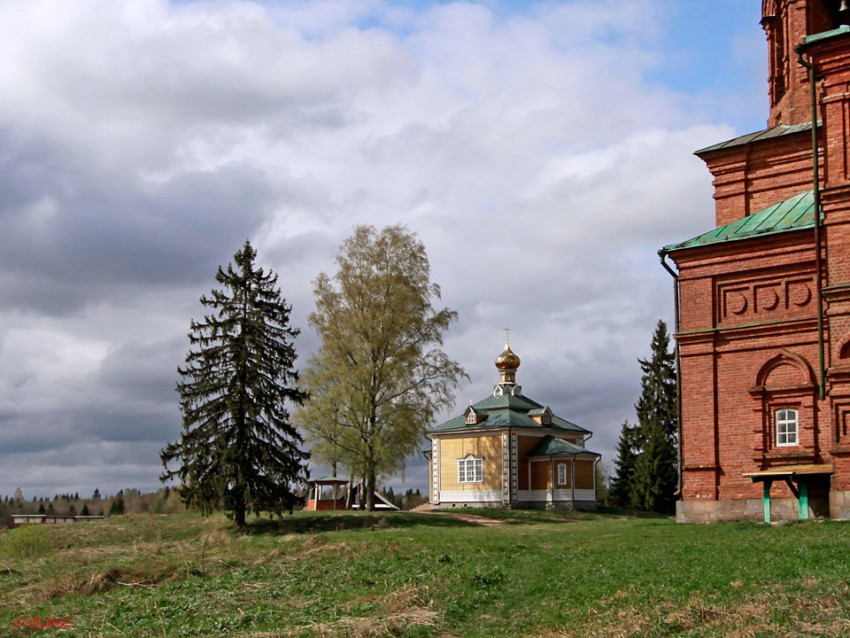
left=695, top=122, right=816, bottom=155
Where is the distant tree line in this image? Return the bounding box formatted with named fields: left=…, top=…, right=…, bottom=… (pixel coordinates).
left=0, top=487, right=187, bottom=529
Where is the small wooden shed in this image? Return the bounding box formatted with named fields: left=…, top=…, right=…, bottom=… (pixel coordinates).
left=306, top=476, right=350, bottom=511
left=305, top=476, right=400, bottom=511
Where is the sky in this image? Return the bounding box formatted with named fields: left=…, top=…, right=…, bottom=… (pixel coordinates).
left=0, top=0, right=768, bottom=500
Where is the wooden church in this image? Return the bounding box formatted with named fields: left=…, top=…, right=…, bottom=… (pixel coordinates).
left=661, top=0, right=850, bottom=522
left=427, top=342, right=599, bottom=509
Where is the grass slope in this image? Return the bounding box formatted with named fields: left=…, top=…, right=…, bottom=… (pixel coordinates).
left=2, top=510, right=850, bottom=637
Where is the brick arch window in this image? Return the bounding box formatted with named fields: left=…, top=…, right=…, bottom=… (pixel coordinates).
left=840, top=339, right=850, bottom=360
left=749, top=350, right=817, bottom=463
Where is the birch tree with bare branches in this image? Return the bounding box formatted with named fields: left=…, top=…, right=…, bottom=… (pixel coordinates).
left=298, top=225, right=466, bottom=510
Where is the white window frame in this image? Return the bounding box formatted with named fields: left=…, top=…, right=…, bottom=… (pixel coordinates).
left=465, top=411, right=476, bottom=425
left=776, top=408, right=799, bottom=447
left=557, top=463, right=567, bottom=485
left=457, top=456, right=483, bottom=483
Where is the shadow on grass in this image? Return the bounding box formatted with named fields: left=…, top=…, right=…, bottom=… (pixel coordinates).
left=437, top=507, right=674, bottom=525
left=245, top=511, right=475, bottom=535
left=457, top=510, right=599, bottom=525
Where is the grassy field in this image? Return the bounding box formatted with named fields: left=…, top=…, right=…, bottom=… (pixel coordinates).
left=2, top=510, right=850, bottom=637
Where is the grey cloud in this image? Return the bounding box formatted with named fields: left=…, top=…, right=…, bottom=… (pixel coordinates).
left=97, top=339, right=185, bottom=405
left=0, top=441, right=167, bottom=497
left=74, top=406, right=179, bottom=445
left=0, top=139, right=271, bottom=314
left=0, top=401, right=177, bottom=452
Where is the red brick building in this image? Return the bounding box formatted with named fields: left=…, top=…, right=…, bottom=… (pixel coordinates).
left=661, top=0, right=850, bottom=522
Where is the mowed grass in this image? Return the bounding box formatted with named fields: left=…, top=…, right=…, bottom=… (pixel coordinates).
left=2, top=511, right=850, bottom=637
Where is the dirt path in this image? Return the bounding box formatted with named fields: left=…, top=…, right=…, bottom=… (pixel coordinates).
left=415, top=510, right=509, bottom=527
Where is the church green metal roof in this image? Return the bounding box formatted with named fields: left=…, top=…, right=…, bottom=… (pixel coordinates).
left=695, top=123, right=813, bottom=155
left=802, top=25, right=850, bottom=46
left=526, top=435, right=599, bottom=457
left=430, top=384, right=589, bottom=434
left=662, top=191, right=817, bottom=253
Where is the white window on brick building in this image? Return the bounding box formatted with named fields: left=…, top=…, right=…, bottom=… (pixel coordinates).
left=776, top=409, right=799, bottom=446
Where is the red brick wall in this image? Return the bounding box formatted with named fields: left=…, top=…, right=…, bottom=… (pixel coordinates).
left=670, top=1, right=850, bottom=518
left=672, top=230, right=830, bottom=503
left=698, top=133, right=817, bottom=229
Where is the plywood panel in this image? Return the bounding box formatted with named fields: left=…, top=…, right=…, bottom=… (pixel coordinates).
left=530, top=460, right=550, bottom=490
left=517, top=435, right=544, bottom=490
left=576, top=460, right=594, bottom=490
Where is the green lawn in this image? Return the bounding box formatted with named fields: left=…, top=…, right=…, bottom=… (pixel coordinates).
left=2, top=511, right=850, bottom=637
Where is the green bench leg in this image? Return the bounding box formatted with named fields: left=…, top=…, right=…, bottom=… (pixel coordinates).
left=763, top=479, right=773, bottom=524
left=799, top=480, right=809, bottom=521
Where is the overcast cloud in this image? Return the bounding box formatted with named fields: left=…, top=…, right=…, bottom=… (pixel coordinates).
left=0, top=0, right=764, bottom=498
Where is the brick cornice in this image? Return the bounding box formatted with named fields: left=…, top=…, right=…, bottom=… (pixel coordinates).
left=749, top=382, right=816, bottom=398
left=678, top=317, right=818, bottom=344
left=682, top=464, right=719, bottom=472
left=672, top=238, right=815, bottom=274
left=758, top=449, right=818, bottom=466
left=819, top=183, right=850, bottom=206
left=823, top=283, right=850, bottom=299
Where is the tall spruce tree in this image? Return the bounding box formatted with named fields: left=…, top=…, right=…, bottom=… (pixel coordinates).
left=611, top=320, right=679, bottom=513
left=161, top=241, right=308, bottom=527
left=631, top=320, right=678, bottom=513
left=631, top=420, right=678, bottom=514
left=635, top=320, right=678, bottom=445
left=609, top=421, right=639, bottom=509
left=296, top=225, right=466, bottom=510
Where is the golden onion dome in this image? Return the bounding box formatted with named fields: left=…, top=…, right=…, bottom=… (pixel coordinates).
left=495, top=345, right=520, bottom=371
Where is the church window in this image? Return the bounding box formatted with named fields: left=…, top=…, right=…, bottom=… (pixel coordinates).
left=776, top=409, right=799, bottom=446
left=557, top=463, right=567, bottom=485
left=457, top=456, right=483, bottom=483
left=466, top=411, right=476, bottom=425
left=751, top=353, right=814, bottom=456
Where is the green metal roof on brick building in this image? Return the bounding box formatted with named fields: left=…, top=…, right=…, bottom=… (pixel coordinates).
left=662, top=190, right=817, bottom=253
left=694, top=123, right=814, bottom=155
